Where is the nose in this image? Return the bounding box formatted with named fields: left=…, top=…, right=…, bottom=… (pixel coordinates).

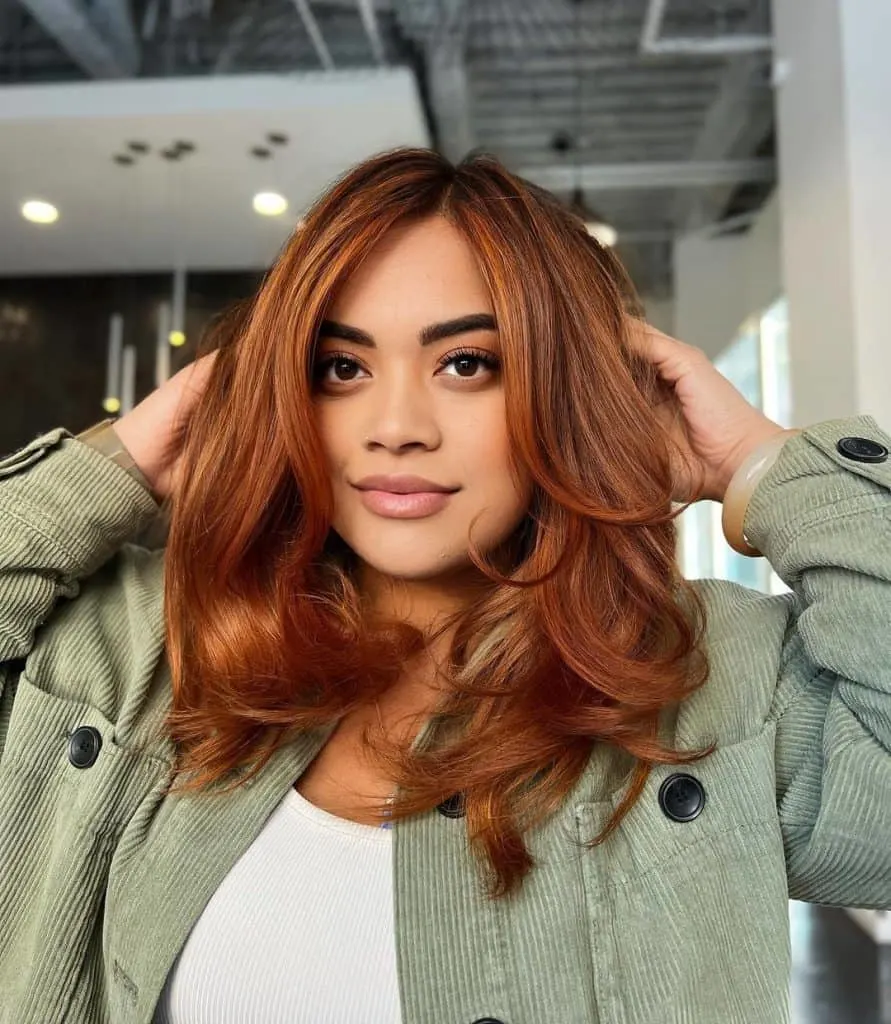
left=362, top=370, right=442, bottom=453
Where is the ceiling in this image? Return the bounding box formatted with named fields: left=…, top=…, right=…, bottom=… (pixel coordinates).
left=0, top=71, right=429, bottom=273
left=0, top=0, right=777, bottom=296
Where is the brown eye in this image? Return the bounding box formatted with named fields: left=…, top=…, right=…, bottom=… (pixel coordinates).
left=438, top=348, right=501, bottom=380
left=453, top=355, right=480, bottom=377
left=314, top=355, right=365, bottom=384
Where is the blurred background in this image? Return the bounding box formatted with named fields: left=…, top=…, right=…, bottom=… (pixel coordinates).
left=0, top=1, right=888, bottom=1018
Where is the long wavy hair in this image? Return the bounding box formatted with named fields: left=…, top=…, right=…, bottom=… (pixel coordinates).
left=158, top=146, right=714, bottom=901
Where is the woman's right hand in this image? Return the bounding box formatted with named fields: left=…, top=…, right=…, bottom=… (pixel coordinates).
left=111, top=350, right=218, bottom=503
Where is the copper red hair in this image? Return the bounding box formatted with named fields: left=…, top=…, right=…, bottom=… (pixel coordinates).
left=157, top=147, right=713, bottom=900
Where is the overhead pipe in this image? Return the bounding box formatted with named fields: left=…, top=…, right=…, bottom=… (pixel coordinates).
left=291, top=0, right=335, bottom=70
left=356, top=0, right=386, bottom=65
left=517, top=158, right=775, bottom=193
left=17, top=0, right=140, bottom=77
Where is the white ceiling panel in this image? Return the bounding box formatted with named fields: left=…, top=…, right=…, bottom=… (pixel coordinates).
left=0, top=68, right=430, bottom=275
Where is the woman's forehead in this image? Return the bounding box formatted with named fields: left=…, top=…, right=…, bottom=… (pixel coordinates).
left=327, top=218, right=492, bottom=321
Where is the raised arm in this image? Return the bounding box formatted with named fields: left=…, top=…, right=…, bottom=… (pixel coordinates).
left=0, top=428, right=159, bottom=667
left=745, top=415, right=891, bottom=907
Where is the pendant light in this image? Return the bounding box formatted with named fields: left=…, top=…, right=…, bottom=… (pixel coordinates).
left=568, top=0, right=618, bottom=248
left=568, top=186, right=618, bottom=247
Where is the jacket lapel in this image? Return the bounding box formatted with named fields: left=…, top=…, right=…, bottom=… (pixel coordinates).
left=105, top=718, right=338, bottom=1023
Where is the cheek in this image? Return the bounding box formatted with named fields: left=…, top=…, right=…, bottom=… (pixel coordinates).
left=462, top=420, right=521, bottom=492
left=316, top=412, right=349, bottom=468
left=455, top=400, right=509, bottom=464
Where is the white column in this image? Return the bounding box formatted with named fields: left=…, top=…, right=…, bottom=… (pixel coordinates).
left=673, top=195, right=782, bottom=362
left=772, top=0, right=891, bottom=426
left=775, top=0, right=891, bottom=960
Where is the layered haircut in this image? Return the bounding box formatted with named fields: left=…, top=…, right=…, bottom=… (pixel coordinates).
left=158, top=147, right=714, bottom=901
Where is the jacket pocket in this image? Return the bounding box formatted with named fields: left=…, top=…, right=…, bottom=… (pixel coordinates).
left=0, top=672, right=163, bottom=1023
left=574, top=731, right=792, bottom=1024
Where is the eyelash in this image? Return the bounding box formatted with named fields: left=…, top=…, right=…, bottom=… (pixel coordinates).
left=313, top=347, right=501, bottom=385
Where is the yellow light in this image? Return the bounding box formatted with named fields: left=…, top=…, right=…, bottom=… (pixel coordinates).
left=22, top=200, right=59, bottom=225
left=102, top=397, right=121, bottom=414
left=253, top=192, right=288, bottom=216
left=169, top=330, right=186, bottom=347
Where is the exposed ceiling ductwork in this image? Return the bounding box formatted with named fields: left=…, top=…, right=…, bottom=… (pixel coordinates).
left=1, top=0, right=775, bottom=296
left=16, top=0, right=140, bottom=77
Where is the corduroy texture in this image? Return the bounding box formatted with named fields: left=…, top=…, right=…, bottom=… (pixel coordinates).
left=1, top=416, right=889, bottom=1024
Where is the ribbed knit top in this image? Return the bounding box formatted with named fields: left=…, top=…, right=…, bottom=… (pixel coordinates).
left=153, top=787, right=401, bottom=1024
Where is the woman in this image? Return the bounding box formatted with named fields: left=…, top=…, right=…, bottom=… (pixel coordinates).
left=0, top=147, right=888, bottom=1024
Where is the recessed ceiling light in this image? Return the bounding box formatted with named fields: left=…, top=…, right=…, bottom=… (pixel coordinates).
left=253, top=192, right=288, bottom=216
left=21, top=200, right=59, bottom=225
left=586, top=221, right=618, bottom=247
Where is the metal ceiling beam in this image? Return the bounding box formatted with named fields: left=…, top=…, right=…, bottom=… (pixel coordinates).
left=473, top=83, right=717, bottom=104
left=468, top=55, right=645, bottom=75
left=356, top=0, right=385, bottom=65
left=424, top=0, right=473, bottom=162
left=17, top=0, right=140, bottom=77
left=473, top=96, right=709, bottom=115
left=486, top=144, right=694, bottom=164
left=468, top=27, right=644, bottom=51
left=290, top=0, right=334, bottom=70
left=479, top=130, right=699, bottom=150
left=517, top=159, right=775, bottom=192
left=673, top=52, right=774, bottom=231
left=477, top=111, right=704, bottom=131
left=213, top=3, right=254, bottom=73
left=640, top=0, right=772, bottom=56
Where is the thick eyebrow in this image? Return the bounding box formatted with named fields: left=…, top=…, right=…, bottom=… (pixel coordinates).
left=317, top=313, right=497, bottom=348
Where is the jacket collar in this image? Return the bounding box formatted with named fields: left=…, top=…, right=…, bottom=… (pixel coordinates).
left=107, top=713, right=340, bottom=1023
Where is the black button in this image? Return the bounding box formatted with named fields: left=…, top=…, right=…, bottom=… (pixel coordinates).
left=68, top=726, right=102, bottom=768
left=437, top=792, right=466, bottom=818
left=470, top=1019, right=506, bottom=1024
left=837, top=436, right=889, bottom=463
left=658, top=773, right=705, bottom=822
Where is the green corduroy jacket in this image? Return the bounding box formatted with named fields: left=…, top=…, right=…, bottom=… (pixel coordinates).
left=1, top=417, right=890, bottom=1024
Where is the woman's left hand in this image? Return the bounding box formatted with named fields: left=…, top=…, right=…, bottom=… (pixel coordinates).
left=628, top=321, right=792, bottom=504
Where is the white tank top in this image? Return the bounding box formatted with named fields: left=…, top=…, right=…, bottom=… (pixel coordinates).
left=152, top=786, right=401, bottom=1023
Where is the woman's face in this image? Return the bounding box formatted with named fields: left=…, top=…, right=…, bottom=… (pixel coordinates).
left=313, top=215, right=532, bottom=589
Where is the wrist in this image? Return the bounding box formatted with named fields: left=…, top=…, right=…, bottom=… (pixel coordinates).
left=720, top=428, right=802, bottom=556
left=76, top=419, right=161, bottom=504
left=717, top=423, right=789, bottom=496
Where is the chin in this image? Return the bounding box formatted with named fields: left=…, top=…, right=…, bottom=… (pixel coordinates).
left=350, top=544, right=472, bottom=582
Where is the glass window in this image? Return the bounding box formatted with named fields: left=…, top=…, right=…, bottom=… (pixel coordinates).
left=677, top=298, right=791, bottom=596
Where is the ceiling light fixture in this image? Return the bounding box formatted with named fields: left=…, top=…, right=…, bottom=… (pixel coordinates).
left=586, top=221, right=619, bottom=247
left=22, top=199, right=59, bottom=224
left=563, top=0, right=619, bottom=250
left=253, top=192, right=288, bottom=216
left=568, top=186, right=618, bottom=247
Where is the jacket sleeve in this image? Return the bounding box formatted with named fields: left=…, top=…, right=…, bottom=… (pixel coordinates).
left=743, top=414, right=891, bottom=908
left=0, top=428, right=159, bottom=669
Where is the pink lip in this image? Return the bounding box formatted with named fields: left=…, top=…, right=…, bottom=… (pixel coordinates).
left=357, top=488, right=453, bottom=519
left=354, top=474, right=456, bottom=494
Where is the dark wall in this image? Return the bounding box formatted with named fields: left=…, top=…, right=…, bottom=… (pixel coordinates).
left=0, top=271, right=263, bottom=455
